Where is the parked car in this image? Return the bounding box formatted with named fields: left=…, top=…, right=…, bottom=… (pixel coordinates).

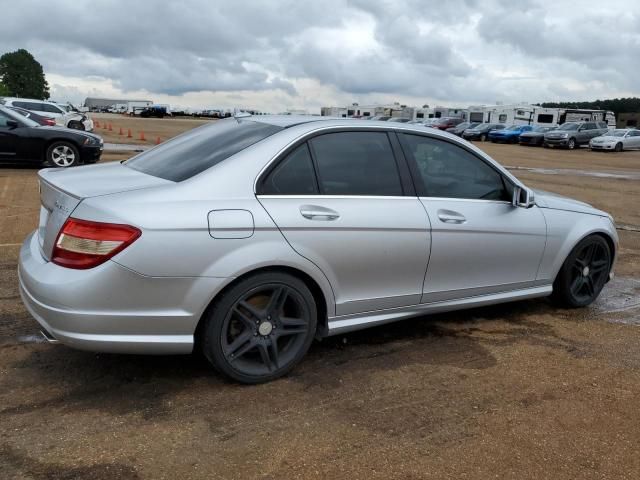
left=489, top=125, right=533, bottom=143
left=139, top=106, right=168, bottom=118
left=8, top=106, right=56, bottom=126
left=409, top=118, right=438, bottom=127
left=387, top=117, right=411, bottom=123
left=446, top=122, right=479, bottom=136
left=368, top=115, right=392, bottom=121
left=518, top=125, right=558, bottom=146
left=0, top=97, right=94, bottom=131
left=18, top=116, right=617, bottom=383
left=0, top=105, right=102, bottom=167
left=462, top=123, right=506, bottom=141
left=589, top=129, right=640, bottom=151
left=431, top=117, right=464, bottom=130
left=544, top=121, right=609, bottom=149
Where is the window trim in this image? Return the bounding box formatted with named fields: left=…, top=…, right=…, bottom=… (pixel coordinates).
left=397, top=131, right=515, bottom=202
left=260, top=142, right=320, bottom=195
left=256, top=127, right=416, bottom=197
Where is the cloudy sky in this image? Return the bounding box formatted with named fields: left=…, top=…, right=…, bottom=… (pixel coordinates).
left=3, top=0, right=638, bottom=112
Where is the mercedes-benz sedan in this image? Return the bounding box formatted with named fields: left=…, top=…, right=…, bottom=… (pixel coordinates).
left=19, top=116, right=617, bottom=383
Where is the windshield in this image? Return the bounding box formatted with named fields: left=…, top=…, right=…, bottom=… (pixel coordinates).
left=1, top=106, right=40, bottom=127
left=125, top=118, right=283, bottom=182
left=606, top=130, right=627, bottom=137
left=505, top=125, right=521, bottom=131
left=558, top=123, right=579, bottom=131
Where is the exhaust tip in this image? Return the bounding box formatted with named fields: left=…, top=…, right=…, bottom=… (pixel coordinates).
left=40, top=329, right=59, bottom=344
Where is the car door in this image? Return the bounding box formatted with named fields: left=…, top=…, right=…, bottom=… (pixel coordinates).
left=257, top=130, right=431, bottom=316
left=625, top=129, right=640, bottom=148
left=398, top=133, right=547, bottom=303
left=0, top=110, right=19, bottom=160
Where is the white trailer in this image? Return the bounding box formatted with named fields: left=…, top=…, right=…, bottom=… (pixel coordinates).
left=126, top=101, right=153, bottom=115
left=466, top=104, right=535, bottom=125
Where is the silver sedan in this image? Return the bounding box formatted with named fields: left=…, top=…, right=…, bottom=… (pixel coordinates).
left=590, top=128, right=640, bottom=151
left=19, top=116, right=618, bottom=383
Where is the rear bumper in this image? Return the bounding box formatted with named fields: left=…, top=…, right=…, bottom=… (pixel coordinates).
left=18, top=231, right=227, bottom=354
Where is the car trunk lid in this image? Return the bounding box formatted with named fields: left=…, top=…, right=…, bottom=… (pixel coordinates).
left=37, top=162, right=172, bottom=260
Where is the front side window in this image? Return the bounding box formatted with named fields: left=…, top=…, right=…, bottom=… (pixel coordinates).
left=260, top=143, right=318, bottom=195
left=400, top=134, right=510, bottom=201
left=309, top=132, right=403, bottom=196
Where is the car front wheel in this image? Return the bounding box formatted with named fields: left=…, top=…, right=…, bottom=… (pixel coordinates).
left=202, top=272, right=317, bottom=384
left=615, top=142, right=623, bottom=152
left=552, top=235, right=611, bottom=308
left=567, top=137, right=576, bottom=150
left=46, top=141, right=79, bottom=168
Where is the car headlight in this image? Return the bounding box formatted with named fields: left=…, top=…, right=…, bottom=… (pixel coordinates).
left=83, top=136, right=99, bottom=145
left=560, top=133, right=569, bottom=138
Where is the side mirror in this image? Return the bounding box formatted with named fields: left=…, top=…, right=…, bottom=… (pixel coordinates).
left=6, top=120, right=19, bottom=129
left=512, top=186, right=535, bottom=208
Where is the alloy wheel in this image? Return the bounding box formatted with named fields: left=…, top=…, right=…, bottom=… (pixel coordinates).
left=221, top=283, right=311, bottom=377
left=568, top=241, right=610, bottom=304
left=51, top=145, right=76, bottom=167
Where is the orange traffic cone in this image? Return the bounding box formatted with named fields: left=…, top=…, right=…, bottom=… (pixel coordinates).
left=155, top=136, right=161, bottom=145
left=139, top=131, right=146, bottom=141
left=127, top=129, right=132, bottom=138
left=103, top=122, right=108, bottom=129
left=95, top=120, right=100, bottom=128
left=118, top=127, right=123, bottom=135
left=108, top=123, right=113, bottom=131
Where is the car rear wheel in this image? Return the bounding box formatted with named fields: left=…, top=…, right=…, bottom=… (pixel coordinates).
left=615, top=142, right=623, bottom=152
left=202, top=272, right=317, bottom=384
left=46, top=141, right=79, bottom=168
left=567, top=137, right=576, bottom=150
left=552, top=235, right=611, bottom=308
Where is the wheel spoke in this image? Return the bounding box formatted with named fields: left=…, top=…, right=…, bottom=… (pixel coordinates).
left=591, top=259, right=608, bottom=274
left=258, top=341, right=277, bottom=371
left=266, top=286, right=288, bottom=315
left=570, top=275, right=584, bottom=295
left=225, top=332, right=255, bottom=360
left=233, top=306, right=259, bottom=330
left=582, top=244, right=596, bottom=264
left=238, top=301, right=263, bottom=321
left=584, top=277, right=595, bottom=297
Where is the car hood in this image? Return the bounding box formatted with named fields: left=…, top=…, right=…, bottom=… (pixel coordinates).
left=591, top=135, right=620, bottom=142
left=534, top=189, right=609, bottom=217
left=37, top=125, right=102, bottom=142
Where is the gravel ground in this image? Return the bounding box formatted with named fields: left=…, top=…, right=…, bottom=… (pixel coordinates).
left=0, top=136, right=639, bottom=479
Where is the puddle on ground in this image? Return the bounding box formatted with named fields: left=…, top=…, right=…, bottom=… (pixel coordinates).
left=506, top=165, right=640, bottom=181
left=595, top=276, right=640, bottom=325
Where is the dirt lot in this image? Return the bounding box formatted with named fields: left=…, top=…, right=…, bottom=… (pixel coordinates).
left=1, top=126, right=640, bottom=479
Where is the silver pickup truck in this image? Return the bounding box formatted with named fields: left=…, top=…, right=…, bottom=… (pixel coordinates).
left=543, top=121, right=609, bottom=149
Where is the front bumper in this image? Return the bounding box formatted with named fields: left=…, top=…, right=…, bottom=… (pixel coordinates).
left=590, top=143, right=615, bottom=150
left=82, top=118, right=94, bottom=132
left=79, top=144, right=103, bottom=164
left=544, top=137, right=570, bottom=146
left=18, top=231, right=227, bottom=354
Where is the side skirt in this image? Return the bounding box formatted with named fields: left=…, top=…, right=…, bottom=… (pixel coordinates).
left=326, top=285, right=552, bottom=336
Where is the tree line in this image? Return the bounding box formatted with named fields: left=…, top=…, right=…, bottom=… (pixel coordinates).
left=539, top=98, right=640, bottom=116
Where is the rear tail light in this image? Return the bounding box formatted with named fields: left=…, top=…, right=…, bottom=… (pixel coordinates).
left=52, top=218, right=141, bottom=269
left=44, top=118, right=56, bottom=126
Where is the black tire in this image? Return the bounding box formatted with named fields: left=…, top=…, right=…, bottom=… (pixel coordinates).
left=567, top=137, right=576, bottom=150
left=68, top=121, right=85, bottom=131
left=46, top=141, right=80, bottom=168
left=615, top=142, right=623, bottom=152
left=543, top=142, right=549, bottom=148
left=552, top=235, right=611, bottom=308
left=201, top=272, right=317, bottom=384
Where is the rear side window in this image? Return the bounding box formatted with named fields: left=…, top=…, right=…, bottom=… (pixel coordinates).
left=126, top=119, right=282, bottom=182
left=309, top=132, right=403, bottom=196
left=400, top=134, right=510, bottom=201
left=261, top=143, right=318, bottom=195
left=584, top=122, right=597, bottom=130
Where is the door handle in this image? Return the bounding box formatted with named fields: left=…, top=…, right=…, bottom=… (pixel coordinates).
left=300, top=205, right=340, bottom=221
left=437, top=209, right=466, bottom=224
